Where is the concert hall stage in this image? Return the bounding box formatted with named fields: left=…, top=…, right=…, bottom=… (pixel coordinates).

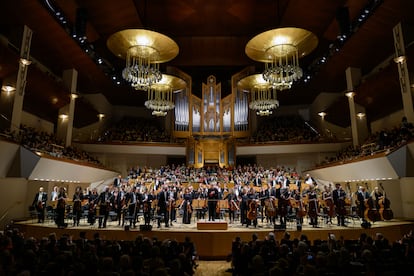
left=13, top=217, right=414, bottom=260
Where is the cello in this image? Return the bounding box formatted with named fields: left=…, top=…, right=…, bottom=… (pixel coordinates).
left=378, top=183, right=393, bottom=220
left=247, top=199, right=258, bottom=221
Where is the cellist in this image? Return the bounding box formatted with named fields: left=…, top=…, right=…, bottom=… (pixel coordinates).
left=322, top=184, right=335, bottom=224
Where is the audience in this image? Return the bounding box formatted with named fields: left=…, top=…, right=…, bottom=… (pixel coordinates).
left=0, top=228, right=198, bottom=276
left=228, top=230, right=414, bottom=276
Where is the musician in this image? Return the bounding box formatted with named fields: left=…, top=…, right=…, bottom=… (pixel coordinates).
left=322, top=184, right=334, bottom=224
left=113, top=174, right=123, bottom=187
left=207, top=182, right=219, bottom=221
left=292, top=189, right=305, bottom=227
left=97, top=186, right=112, bottom=228
left=157, top=184, right=170, bottom=228
left=141, top=187, right=152, bottom=226
left=72, top=186, right=84, bottom=227
left=307, top=185, right=319, bottom=228
left=55, top=187, right=67, bottom=228
left=169, top=186, right=178, bottom=225
left=224, top=188, right=239, bottom=224
left=356, top=186, right=370, bottom=223
left=245, top=187, right=259, bottom=228
left=125, top=186, right=138, bottom=228
left=333, top=183, right=347, bottom=226
left=278, top=187, right=291, bottom=226
left=182, top=187, right=193, bottom=224
left=111, top=186, right=124, bottom=226
left=87, top=188, right=99, bottom=226
left=32, top=186, right=47, bottom=223
left=50, top=185, right=59, bottom=201
left=371, top=186, right=384, bottom=209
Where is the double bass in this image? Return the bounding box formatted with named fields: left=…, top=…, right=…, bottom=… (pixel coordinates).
left=364, top=183, right=381, bottom=222
left=378, top=183, right=393, bottom=220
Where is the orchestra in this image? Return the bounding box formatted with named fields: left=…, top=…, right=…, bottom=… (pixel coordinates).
left=33, top=168, right=394, bottom=230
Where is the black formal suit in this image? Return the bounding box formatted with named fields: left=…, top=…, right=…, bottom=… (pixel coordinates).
left=32, top=191, right=47, bottom=223
left=157, top=190, right=170, bottom=227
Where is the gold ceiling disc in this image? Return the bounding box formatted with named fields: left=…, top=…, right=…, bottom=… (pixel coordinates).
left=237, top=74, right=273, bottom=90
left=150, top=74, right=187, bottom=91
left=107, top=29, right=179, bottom=63
left=245, top=27, right=318, bottom=62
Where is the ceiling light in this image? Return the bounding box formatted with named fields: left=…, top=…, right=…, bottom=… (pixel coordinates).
left=1, top=85, right=15, bottom=93
left=144, top=74, right=186, bottom=116
left=238, top=74, right=279, bottom=116
left=245, top=27, right=318, bottom=90
left=318, top=112, right=327, bottom=119
left=107, top=29, right=179, bottom=91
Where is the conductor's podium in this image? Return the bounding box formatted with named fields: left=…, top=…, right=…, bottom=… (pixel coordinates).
left=196, top=220, right=228, bottom=230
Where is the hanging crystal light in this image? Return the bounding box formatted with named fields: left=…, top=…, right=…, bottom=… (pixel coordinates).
left=238, top=74, right=279, bottom=116
left=245, top=27, right=318, bottom=90
left=107, top=29, right=179, bottom=91
left=144, top=74, right=186, bottom=116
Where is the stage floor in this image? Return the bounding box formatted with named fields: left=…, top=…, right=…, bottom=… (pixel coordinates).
left=13, top=215, right=414, bottom=260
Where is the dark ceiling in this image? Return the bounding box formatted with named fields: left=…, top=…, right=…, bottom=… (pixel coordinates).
left=0, top=0, right=413, bottom=129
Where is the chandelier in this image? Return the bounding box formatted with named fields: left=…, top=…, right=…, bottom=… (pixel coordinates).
left=107, top=29, right=179, bottom=91
left=238, top=74, right=279, bottom=116
left=245, top=27, right=318, bottom=90
left=145, top=74, right=186, bottom=116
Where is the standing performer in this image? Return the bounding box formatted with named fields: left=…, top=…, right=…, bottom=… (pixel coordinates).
left=97, top=186, right=112, bottom=228
left=245, top=187, right=259, bottom=228
left=32, top=186, right=47, bottom=223
left=125, top=186, right=138, bottom=228
left=141, top=187, right=152, bottom=227
left=157, top=184, right=170, bottom=228
left=356, top=185, right=371, bottom=223
left=224, top=188, right=240, bottom=224
left=307, top=185, right=319, bottom=228
left=87, top=188, right=99, bottom=226
left=278, top=187, right=290, bottom=227
left=111, top=186, right=124, bottom=226
left=207, top=182, right=219, bottom=221
left=55, top=187, right=67, bottom=228
left=182, top=187, right=193, bottom=224
left=322, top=184, right=335, bottom=224
left=72, top=186, right=84, bottom=226
left=333, top=183, right=347, bottom=227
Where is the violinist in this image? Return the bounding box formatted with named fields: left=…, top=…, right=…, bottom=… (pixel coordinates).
left=224, top=188, right=240, bottom=224
left=333, top=183, right=347, bottom=226
left=207, top=182, right=219, bottom=221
